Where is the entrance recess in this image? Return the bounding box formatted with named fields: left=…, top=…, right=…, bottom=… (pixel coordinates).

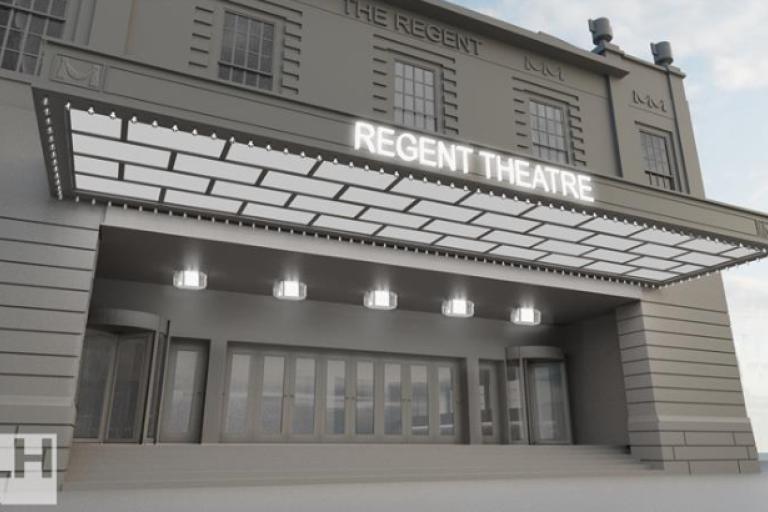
left=221, top=345, right=462, bottom=443
left=505, top=346, right=572, bottom=445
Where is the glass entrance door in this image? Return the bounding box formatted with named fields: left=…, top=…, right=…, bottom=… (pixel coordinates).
left=159, top=339, right=209, bottom=443
left=527, top=361, right=570, bottom=444
left=221, top=346, right=461, bottom=444
left=478, top=362, right=500, bottom=444
left=74, top=329, right=152, bottom=443
left=504, top=357, right=572, bottom=445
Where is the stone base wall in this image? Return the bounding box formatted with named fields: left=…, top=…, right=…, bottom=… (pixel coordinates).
left=617, top=278, right=760, bottom=474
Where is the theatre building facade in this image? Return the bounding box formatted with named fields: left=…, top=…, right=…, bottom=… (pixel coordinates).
left=1, top=0, right=767, bottom=487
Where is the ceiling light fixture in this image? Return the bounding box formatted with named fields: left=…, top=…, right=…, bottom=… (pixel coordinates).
left=442, top=298, right=475, bottom=318
left=173, top=269, right=207, bottom=291
left=273, top=279, right=307, bottom=301
left=363, top=289, right=397, bottom=310
left=511, top=306, right=541, bottom=326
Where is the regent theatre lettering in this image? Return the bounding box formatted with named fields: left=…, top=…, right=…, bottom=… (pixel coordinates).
left=344, top=0, right=482, bottom=56
left=353, top=121, right=595, bottom=203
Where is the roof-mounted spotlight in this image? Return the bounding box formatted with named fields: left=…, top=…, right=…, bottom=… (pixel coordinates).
left=442, top=298, right=475, bottom=318
left=651, top=41, right=674, bottom=66
left=364, top=289, right=397, bottom=311
left=588, top=17, right=613, bottom=46
left=173, top=269, right=207, bottom=291
left=273, top=279, right=307, bottom=301
left=511, top=306, right=541, bottom=326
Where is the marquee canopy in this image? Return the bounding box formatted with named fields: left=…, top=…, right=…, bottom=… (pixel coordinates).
left=35, top=94, right=768, bottom=287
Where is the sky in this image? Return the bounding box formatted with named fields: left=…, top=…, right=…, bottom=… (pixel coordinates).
left=453, top=0, right=768, bottom=451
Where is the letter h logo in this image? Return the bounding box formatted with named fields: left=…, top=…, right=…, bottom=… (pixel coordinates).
left=0, top=434, right=57, bottom=505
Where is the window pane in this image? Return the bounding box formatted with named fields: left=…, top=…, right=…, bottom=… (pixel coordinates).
left=291, top=357, right=316, bottom=434
left=325, top=360, right=346, bottom=435
left=0, top=50, right=19, bottom=71
left=438, top=366, right=455, bottom=436
left=410, top=365, right=429, bottom=435
left=32, top=0, right=49, bottom=14
left=220, top=28, right=234, bottom=62
left=23, top=32, right=39, bottom=52
left=6, top=28, right=21, bottom=49
left=45, top=17, right=62, bottom=37
left=225, top=353, right=251, bottom=435
left=384, top=363, right=402, bottom=435
left=50, top=0, right=65, bottom=17
left=28, top=14, right=42, bottom=33
left=355, top=361, right=374, bottom=434
left=261, top=355, right=285, bottom=434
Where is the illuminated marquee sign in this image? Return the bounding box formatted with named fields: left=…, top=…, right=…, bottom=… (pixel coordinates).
left=353, top=121, right=595, bottom=203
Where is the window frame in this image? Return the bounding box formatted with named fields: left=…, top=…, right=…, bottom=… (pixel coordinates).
left=214, top=8, right=282, bottom=93
left=638, top=125, right=684, bottom=193
left=0, top=0, right=68, bottom=76
left=527, top=97, right=571, bottom=165
left=391, top=57, right=442, bottom=133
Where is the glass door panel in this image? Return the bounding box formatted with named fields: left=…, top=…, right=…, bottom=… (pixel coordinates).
left=260, top=355, right=285, bottom=435
left=291, top=357, right=317, bottom=435
left=506, top=361, right=525, bottom=443
left=223, top=352, right=252, bottom=437
left=325, top=360, right=346, bottom=435
left=160, top=340, right=208, bottom=443
left=105, top=334, right=150, bottom=442
left=355, top=361, right=375, bottom=435
left=74, top=331, right=116, bottom=439
left=437, top=366, right=456, bottom=437
left=528, top=361, right=570, bottom=444
left=383, top=363, right=402, bottom=436
left=410, top=365, right=429, bottom=436
left=479, top=362, right=499, bottom=443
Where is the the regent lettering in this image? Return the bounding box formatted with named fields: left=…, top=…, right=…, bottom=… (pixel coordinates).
left=344, top=0, right=481, bottom=56
left=353, top=121, right=595, bottom=203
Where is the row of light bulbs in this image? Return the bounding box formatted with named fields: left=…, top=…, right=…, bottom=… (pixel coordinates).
left=173, top=269, right=542, bottom=325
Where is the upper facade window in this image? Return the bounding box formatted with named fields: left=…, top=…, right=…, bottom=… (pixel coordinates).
left=640, top=130, right=676, bottom=191
left=394, top=61, right=437, bottom=132
left=218, top=12, right=275, bottom=91
left=0, top=0, right=66, bottom=75
left=529, top=100, right=568, bottom=164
